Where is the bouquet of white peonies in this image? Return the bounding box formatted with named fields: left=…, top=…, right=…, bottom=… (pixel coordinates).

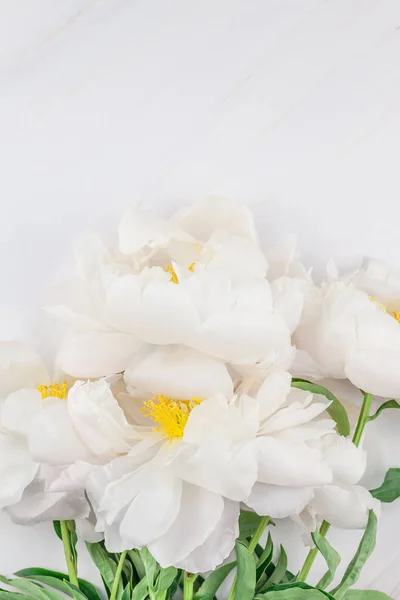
left=1, top=199, right=399, bottom=600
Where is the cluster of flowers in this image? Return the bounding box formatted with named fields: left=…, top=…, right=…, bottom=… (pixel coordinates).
left=1, top=199, right=399, bottom=599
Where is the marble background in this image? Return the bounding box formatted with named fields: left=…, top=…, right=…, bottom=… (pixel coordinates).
left=1, top=0, right=400, bottom=596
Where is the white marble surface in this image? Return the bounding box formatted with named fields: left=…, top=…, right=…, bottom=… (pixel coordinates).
left=1, top=0, right=400, bottom=596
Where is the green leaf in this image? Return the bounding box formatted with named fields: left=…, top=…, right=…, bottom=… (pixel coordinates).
left=65, top=583, right=89, bottom=600
left=312, top=530, right=341, bottom=589
left=155, top=567, right=178, bottom=593
left=53, top=522, right=62, bottom=541
left=256, top=534, right=273, bottom=581
left=0, top=591, right=33, bottom=600
left=254, top=581, right=335, bottom=598
left=130, top=578, right=149, bottom=600
left=118, top=584, right=131, bottom=600
left=138, top=548, right=158, bottom=592
left=370, top=468, right=400, bottom=503
left=344, top=592, right=394, bottom=599
left=269, top=546, right=287, bottom=586
left=291, top=379, right=350, bottom=436
left=194, top=562, right=235, bottom=600
left=85, top=542, right=118, bottom=593
left=127, top=551, right=146, bottom=581
left=235, top=541, right=256, bottom=600
left=15, top=568, right=102, bottom=600
left=331, top=510, right=378, bottom=600
left=368, top=400, right=400, bottom=422
left=239, top=510, right=263, bottom=541
left=0, top=577, right=62, bottom=600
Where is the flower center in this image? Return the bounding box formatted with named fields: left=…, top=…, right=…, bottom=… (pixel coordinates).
left=141, top=394, right=202, bottom=440
left=370, top=297, right=400, bottom=324
left=37, top=381, right=68, bottom=400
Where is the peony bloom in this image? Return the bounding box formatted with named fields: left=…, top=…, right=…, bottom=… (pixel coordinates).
left=298, top=434, right=380, bottom=531
left=0, top=342, right=138, bottom=523
left=244, top=372, right=336, bottom=519
left=85, top=392, right=259, bottom=572
left=294, top=271, right=400, bottom=398
left=45, top=199, right=297, bottom=379
left=84, top=371, right=346, bottom=572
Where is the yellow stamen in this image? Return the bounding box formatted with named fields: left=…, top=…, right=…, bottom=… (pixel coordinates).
left=141, top=394, right=202, bottom=440
left=37, top=381, right=68, bottom=400
left=165, top=264, right=179, bottom=284
left=188, top=262, right=195, bottom=272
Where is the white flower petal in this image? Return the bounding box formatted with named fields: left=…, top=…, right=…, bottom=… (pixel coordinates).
left=321, top=434, right=367, bottom=486
left=173, top=197, right=258, bottom=243
left=256, top=372, right=292, bottom=421
left=6, top=478, right=89, bottom=524
left=203, top=231, right=267, bottom=278
left=346, top=348, right=400, bottom=398
left=311, top=484, right=380, bottom=529
left=271, top=277, right=304, bottom=334
left=0, top=434, right=38, bottom=508
left=1, top=389, right=43, bottom=436
left=107, top=273, right=198, bottom=345
left=68, top=380, right=138, bottom=460
left=0, top=342, right=48, bottom=400
left=119, top=208, right=192, bottom=255
left=246, top=482, right=313, bottom=519
left=148, top=482, right=224, bottom=568
left=119, top=470, right=182, bottom=547
left=255, top=437, right=332, bottom=487
left=175, top=499, right=239, bottom=573
left=124, top=345, right=233, bottom=399
left=29, top=399, right=93, bottom=465
left=57, top=331, right=143, bottom=378
left=195, top=309, right=290, bottom=364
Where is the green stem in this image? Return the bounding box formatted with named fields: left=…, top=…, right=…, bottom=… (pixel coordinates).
left=60, top=521, right=79, bottom=588
left=227, top=516, right=270, bottom=600
left=183, top=572, right=197, bottom=600
left=297, top=520, right=330, bottom=582
left=297, top=392, right=373, bottom=582
left=352, top=392, right=373, bottom=447
left=110, top=551, right=127, bottom=600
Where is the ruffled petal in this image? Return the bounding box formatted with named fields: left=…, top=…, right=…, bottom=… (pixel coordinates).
left=255, top=437, right=332, bottom=487
left=148, top=482, right=224, bottom=568
left=119, top=470, right=182, bottom=547
left=321, top=434, right=367, bottom=486
left=6, top=478, right=89, bottom=524
left=311, top=484, right=380, bottom=529
left=67, top=380, right=138, bottom=460
left=246, top=482, right=313, bottom=519
left=175, top=499, right=239, bottom=573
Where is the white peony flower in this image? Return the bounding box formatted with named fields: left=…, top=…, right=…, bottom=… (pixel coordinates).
left=86, top=391, right=259, bottom=573
left=85, top=371, right=342, bottom=572
left=45, top=199, right=296, bottom=378
left=294, top=275, right=400, bottom=398
left=0, top=343, right=138, bottom=522
left=244, top=372, right=335, bottom=519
